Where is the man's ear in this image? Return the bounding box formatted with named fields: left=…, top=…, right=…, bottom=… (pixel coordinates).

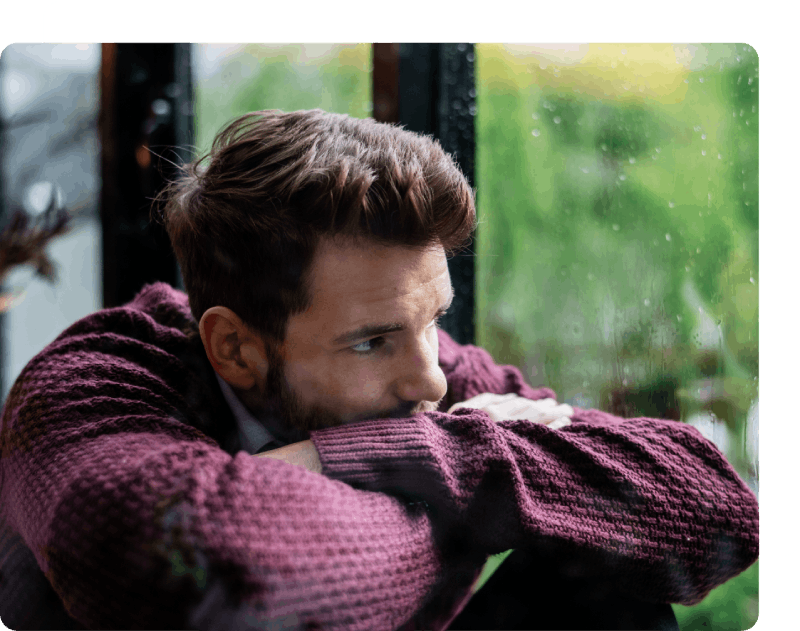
left=198, top=306, right=269, bottom=390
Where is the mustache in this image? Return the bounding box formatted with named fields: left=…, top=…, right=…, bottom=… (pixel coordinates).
left=374, top=398, right=441, bottom=420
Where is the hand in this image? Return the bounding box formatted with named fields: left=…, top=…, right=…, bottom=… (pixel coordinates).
left=448, top=393, right=573, bottom=429
left=254, top=440, right=323, bottom=473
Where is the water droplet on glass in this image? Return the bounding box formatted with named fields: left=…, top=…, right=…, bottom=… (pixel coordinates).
left=644, top=299, right=651, bottom=307
left=581, top=167, right=589, bottom=174
left=587, top=272, right=594, bottom=280
left=685, top=266, right=690, bottom=272
left=752, top=105, right=756, bottom=113
left=745, top=120, right=750, bottom=126
left=601, top=144, right=608, bottom=152
left=696, top=247, right=701, bottom=253
left=532, top=129, right=541, bottom=137
left=750, top=277, right=755, bottom=284
left=740, top=109, right=745, bottom=117
left=748, top=77, right=753, bottom=85
left=629, top=157, right=636, bottom=164
left=699, top=306, right=703, bottom=313
left=677, top=315, right=683, bottom=322
left=737, top=75, right=742, bottom=84
left=532, top=112, right=539, bottom=120
left=543, top=100, right=551, bottom=110
left=466, top=52, right=475, bottom=62
left=684, top=79, right=689, bottom=84
left=540, top=61, right=548, bottom=70
left=701, top=134, right=707, bottom=140
left=694, top=126, right=702, bottom=132
left=718, top=153, right=722, bottom=159
left=665, top=233, right=672, bottom=241
left=612, top=224, right=620, bottom=231
left=621, top=49, right=627, bottom=55
left=655, top=147, right=661, bottom=153
left=699, top=77, right=704, bottom=83
left=701, top=150, right=706, bottom=156
left=669, top=201, right=675, bottom=208
left=619, top=174, right=626, bottom=181
left=468, top=104, right=477, bottom=116
left=553, top=116, right=561, bottom=124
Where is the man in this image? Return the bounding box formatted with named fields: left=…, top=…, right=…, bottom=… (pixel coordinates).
left=0, top=109, right=758, bottom=630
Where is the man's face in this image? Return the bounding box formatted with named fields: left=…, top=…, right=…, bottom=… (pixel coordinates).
left=264, top=238, right=452, bottom=432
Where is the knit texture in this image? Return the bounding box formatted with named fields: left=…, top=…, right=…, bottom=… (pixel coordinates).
left=0, top=283, right=758, bottom=630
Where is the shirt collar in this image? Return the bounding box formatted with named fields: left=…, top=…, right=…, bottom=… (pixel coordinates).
left=214, top=372, right=277, bottom=454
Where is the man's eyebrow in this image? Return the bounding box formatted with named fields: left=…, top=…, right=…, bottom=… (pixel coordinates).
left=333, top=283, right=455, bottom=346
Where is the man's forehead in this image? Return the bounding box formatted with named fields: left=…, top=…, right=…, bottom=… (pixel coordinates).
left=309, top=239, right=450, bottom=303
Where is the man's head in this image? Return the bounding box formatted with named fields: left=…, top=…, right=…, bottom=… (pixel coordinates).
left=160, top=109, right=475, bottom=432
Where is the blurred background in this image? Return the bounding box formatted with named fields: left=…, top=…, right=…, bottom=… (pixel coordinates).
left=0, top=43, right=758, bottom=630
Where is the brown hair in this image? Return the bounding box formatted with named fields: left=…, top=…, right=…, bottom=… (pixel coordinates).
left=157, top=109, right=475, bottom=343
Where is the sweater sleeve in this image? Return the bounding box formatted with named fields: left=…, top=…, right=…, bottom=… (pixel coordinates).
left=312, top=329, right=759, bottom=607
left=0, top=316, right=446, bottom=630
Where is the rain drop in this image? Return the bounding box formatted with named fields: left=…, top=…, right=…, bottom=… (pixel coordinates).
left=748, top=77, right=753, bottom=85
left=655, top=147, right=661, bottom=153
left=619, top=174, right=626, bottom=181
left=685, top=266, right=690, bottom=272
left=612, top=224, right=620, bottom=231
left=540, top=61, right=547, bottom=70
left=669, top=201, right=675, bottom=208
left=750, top=277, right=755, bottom=284
left=718, top=153, right=722, bottom=159
left=581, top=167, right=589, bottom=174
left=694, top=126, right=702, bottom=132
left=699, top=77, right=704, bottom=83
left=677, top=315, right=683, bottom=322
left=644, top=299, right=651, bottom=307
left=554, top=116, right=561, bottom=124
left=665, top=233, right=672, bottom=241
left=696, top=248, right=701, bottom=254
left=629, top=157, right=636, bottom=164
left=702, top=150, right=706, bottom=156
left=532, top=129, right=541, bottom=137
left=621, top=49, right=627, bottom=55
left=701, top=134, right=707, bottom=140
left=532, top=112, right=539, bottom=120
left=601, top=144, right=608, bottom=152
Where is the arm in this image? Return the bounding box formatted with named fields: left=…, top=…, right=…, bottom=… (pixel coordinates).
left=310, top=330, right=759, bottom=606
left=0, top=317, right=448, bottom=631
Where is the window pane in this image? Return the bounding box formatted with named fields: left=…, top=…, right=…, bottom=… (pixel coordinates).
left=193, top=44, right=372, bottom=155
left=475, top=42, right=758, bottom=628
left=0, top=44, right=102, bottom=398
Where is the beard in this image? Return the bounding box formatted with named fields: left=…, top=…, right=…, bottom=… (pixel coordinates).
left=262, top=345, right=443, bottom=438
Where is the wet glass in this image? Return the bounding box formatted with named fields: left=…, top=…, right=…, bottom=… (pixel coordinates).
left=474, top=43, right=758, bottom=629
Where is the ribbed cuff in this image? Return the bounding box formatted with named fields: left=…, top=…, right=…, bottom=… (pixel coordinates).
left=310, top=415, right=440, bottom=486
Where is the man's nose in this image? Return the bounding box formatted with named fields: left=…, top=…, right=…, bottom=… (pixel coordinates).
left=393, top=335, right=448, bottom=404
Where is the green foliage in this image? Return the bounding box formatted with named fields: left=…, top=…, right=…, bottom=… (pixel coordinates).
left=673, top=561, right=759, bottom=631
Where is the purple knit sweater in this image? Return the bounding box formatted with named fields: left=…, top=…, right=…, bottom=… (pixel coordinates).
left=0, top=283, right=758, bottom=630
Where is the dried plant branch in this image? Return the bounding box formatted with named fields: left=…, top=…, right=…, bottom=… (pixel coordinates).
left=0, top=195, right=71, bottom=284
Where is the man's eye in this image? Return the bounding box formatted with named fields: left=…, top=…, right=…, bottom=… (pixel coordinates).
left=351, top=315, right=443, bottom=354
left=351, top=337, right=384, bottom=354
